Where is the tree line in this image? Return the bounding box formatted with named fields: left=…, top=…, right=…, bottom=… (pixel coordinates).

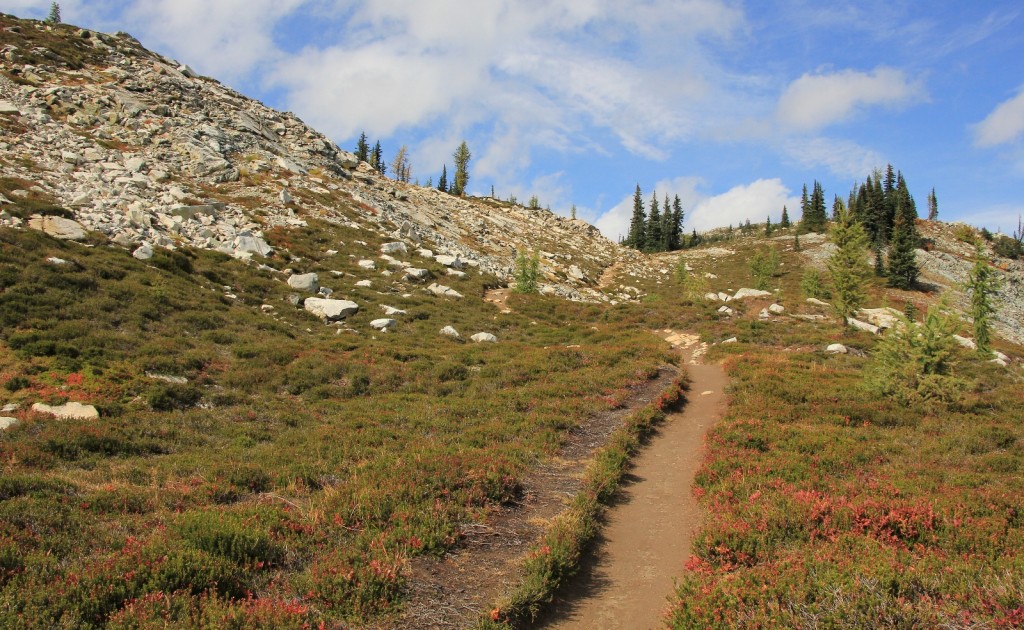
left=622, top=185, right=686, bottom=252
left=353, top=133, right=471, bottom=197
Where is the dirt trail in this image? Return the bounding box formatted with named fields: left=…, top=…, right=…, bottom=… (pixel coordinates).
left=535, top=332, right=727, bottom=630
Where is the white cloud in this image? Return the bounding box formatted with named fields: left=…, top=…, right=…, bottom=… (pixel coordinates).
left=776, top=67, right=923, bottom=131
left=783, top=136, right=884, bottom=179
left=689, top=178, right=797, bottom=232
left=973, top=88, right=1024, bottom=147
left=594, top=176, right=797, bottom=240
left=959, top=204, right=1023, bottom=235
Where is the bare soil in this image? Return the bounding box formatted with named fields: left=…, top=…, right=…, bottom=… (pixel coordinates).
left=383, top=365, right=682, bottom=629
left=534, top=337, right=727, bottom=629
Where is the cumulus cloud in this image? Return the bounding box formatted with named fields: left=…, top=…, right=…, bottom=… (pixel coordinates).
left=775, top=67, right=923, bottom=131
left=783, top=136, right=884, bottom=179
left=973, top=88, right=1024, bottom=147
left=593, top=176, right=795, bottom=240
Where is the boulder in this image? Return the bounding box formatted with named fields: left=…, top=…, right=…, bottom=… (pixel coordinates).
left=357, top=259, right=376, bottom=270
left=381, top=305, right=407, bottom=316
left=953, top=335, right=976, bottom=350
left=858, top=307, right=901, bottom=329
left=355, top=280, right=372, bottom=287
left=28, top=215, right=87, bottom=240
left=435, top=254, right=464, bottom=269
left=427, top=283, right=464, bottom=299
left=471, top=332, right=498, bottom=343
left=303, top=297, right=359, bottom=321
left=31, top=401, right=99, bottom=420
left=446, top=269, right=468, bottom=279
left=287, top=272, right=319, bottom=293
left=0, top=101, right=20, bottom=115
left=370, top=318, right=397, bottom=331
left=718, top=305, right=734, bottom=315
left=277, top=156, right=307, bottom=175
left=768, top=304, right=786, bottom=314
left=722, top=337, right=738, bottom=344
left=567, top=265, right=588, bottom=282
left=825, top=343, right=848, bottom=354
left=132, top=242, right=154, bottom=260
left=234, top=235, right=273, bottom=257
left=440, top=326, right=461, bottom=339
left=381, top=242, right=408, bottom=255
left=848, top=318, right=880, bottom=335
left=280, top=189, right=293, bottom=204
left=403, top=268, right=430, bottom=281
left=0, top=417, right=17, bottom=430
left=806, top=298, right=831, bottom=307
left=733, top=288, right=772, bottom=300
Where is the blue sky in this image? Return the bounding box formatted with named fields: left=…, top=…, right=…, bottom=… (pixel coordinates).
left=7, top=1, right=1024, bottom=239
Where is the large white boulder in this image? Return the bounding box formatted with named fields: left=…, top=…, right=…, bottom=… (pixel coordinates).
left=303, top=297, right=359, bottom=321
left=732, top=288, right=772, bottom=300
left=28, top=215, right=87, bottom=240
left=471, top=332, right=498, bottom=343
left=370, top=318, right=397, bottom=331
left=440, top=326, right=461, bottom=339
left=31, top=401, right=99, bottom=420
left=287, top=272, right=319, bottom=293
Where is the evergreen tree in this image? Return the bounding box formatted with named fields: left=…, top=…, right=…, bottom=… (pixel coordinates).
left=966, top=247, right=1002, bottom=356
left=452, top=141, right=471, bottom=196
left=886, top=179, right=920, bottom=290
left=799, top=184, right=809, bottom=225
left=831, top=195, right=845, bottom=221
left=765, top=215, right=773, bottom=236
left=370, top=141, right=385, bottom=175
left=670, top=195, right=684, bottom=251
left=646, top=192, right=662, bottom=251
left=659, top=193, right=673, bottom=251
left=437, top=165, right=448, bottom=193
left=690, top=228, right=700, bottom=247
left=513, top=250, right=540, bottom=294
left=827, top=203, right=871, bottom=327
left=780, top=205, right=790, bottom=228
left=801, top=181, right=827, bottom=233
left=46, top=2, right=61, bottom=24
left=571, top=204, right=577, bottom=220
left=354, top=132, right=369, bottom=163
left=927, top=187, right=938, bottom=221
left=625, top=185, right=647, bottom=250
left=794, top=232, right=801, bottom=251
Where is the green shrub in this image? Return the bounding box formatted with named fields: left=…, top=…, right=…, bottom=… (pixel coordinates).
left=749, top=247, right=781, bottom=290
left=800, top=268, right=831, bottom=299
left=3, top=375, right=29, bottom=391
left=992, top=235, right=1022, bottom=260
left=145, top=382, right=202, bottom=410
left=176, top=511, right=282, bottom=567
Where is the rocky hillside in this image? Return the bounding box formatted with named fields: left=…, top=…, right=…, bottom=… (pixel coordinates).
left=0, top=13, right=658, bottom=304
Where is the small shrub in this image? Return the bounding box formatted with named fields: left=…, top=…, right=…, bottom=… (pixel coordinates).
left=145, top=382, right=202, bottom=411
left=3, top=375, right=29, bottom=392
left=176, top=511, right=282, bottom=567
left=992, top=235, right=1022, bottom=260
left=749, top=247, right=781, bottom=290
left=800, top=268, right=831, bottom=299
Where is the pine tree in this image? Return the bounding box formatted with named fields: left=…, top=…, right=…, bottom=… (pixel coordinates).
left=646, top=192, right=662, bottom=252
left=437, top=165, right=448, bottom=193
left=765, top=215, right=773, bottom=236
left=670, top=195, right=684, bottom=251
left=831, top=195, right=845, bottom=221
left=46, top=2, right=61, bottom=24
left=886, top=178, right=920, bottom=290
left=827, top=203, right=871, bottom=327
left=801, top=181, right=827, bottom=233
left=571, top=204, right=577, bottom=220
left=355, top=133, right=369, bottom=163
left=799, top=184, right=809, bottom=225
left=966, top=247, right=1001, bottom=356
left=625, top=185, right=647, bottom=250
left=452, top=141, right=471, bottom=196
left=513, top=250, right=540, bottom=294
left=370, top=141, right=384, bottom=175
left=659, top=193, right=672, bottom=251
left=927, top=187, right=938, bottom=221
left=780, top=205, right=790, bottom=228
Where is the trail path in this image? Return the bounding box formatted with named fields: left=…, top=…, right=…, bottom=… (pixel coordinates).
left=535, top=331, right=727, bottom=630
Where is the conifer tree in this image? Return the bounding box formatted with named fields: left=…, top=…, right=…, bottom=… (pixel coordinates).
left=625, top=185, right=647, bottom=250
left=765, top=215, right=773, bottom=236
left=780, top=205, right=790, bottom=228
left=370, top=141, right=385, bottom=175
left=966, top=247, right=1001, bottom=356
left=46, top=2, right=61, bottom=24
left=670, top=195, right=684, bottom=250
left=646, top=191, right=662, bottom=251
left=659, top=193, right=672, bottom=251
left=886, top=177, right=920, bottom=289
left=390, top=146, right=411, bottom=182
left=571, top=204, right=577, bottom=220
left=831, top=195, right=845, bottom=221
left=355, top=132, right=369, bottom=163
left=927, top=187, right=938, bottom=221
left=827, top=203, right=871, bottom=326
left=799, top=184, right=809, bottom=224
left=801, top=181, right=827, bottom=233
left=452, top=141, right=471, bottom=196
left=437, top=165, right=448, bottom=193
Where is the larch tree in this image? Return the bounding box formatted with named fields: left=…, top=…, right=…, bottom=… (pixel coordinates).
left=47, top=2, right=61, bottom=23
left=965, top=247, right=1002, bottom=356
left=827, top=202, right=871, bottom=327
left=452, top=141, right=471, bottom=196
left=390, top=146, right=411, bottom=183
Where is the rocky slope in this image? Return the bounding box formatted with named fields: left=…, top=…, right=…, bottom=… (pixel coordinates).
left=0, top=13, right=656, bottom=304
